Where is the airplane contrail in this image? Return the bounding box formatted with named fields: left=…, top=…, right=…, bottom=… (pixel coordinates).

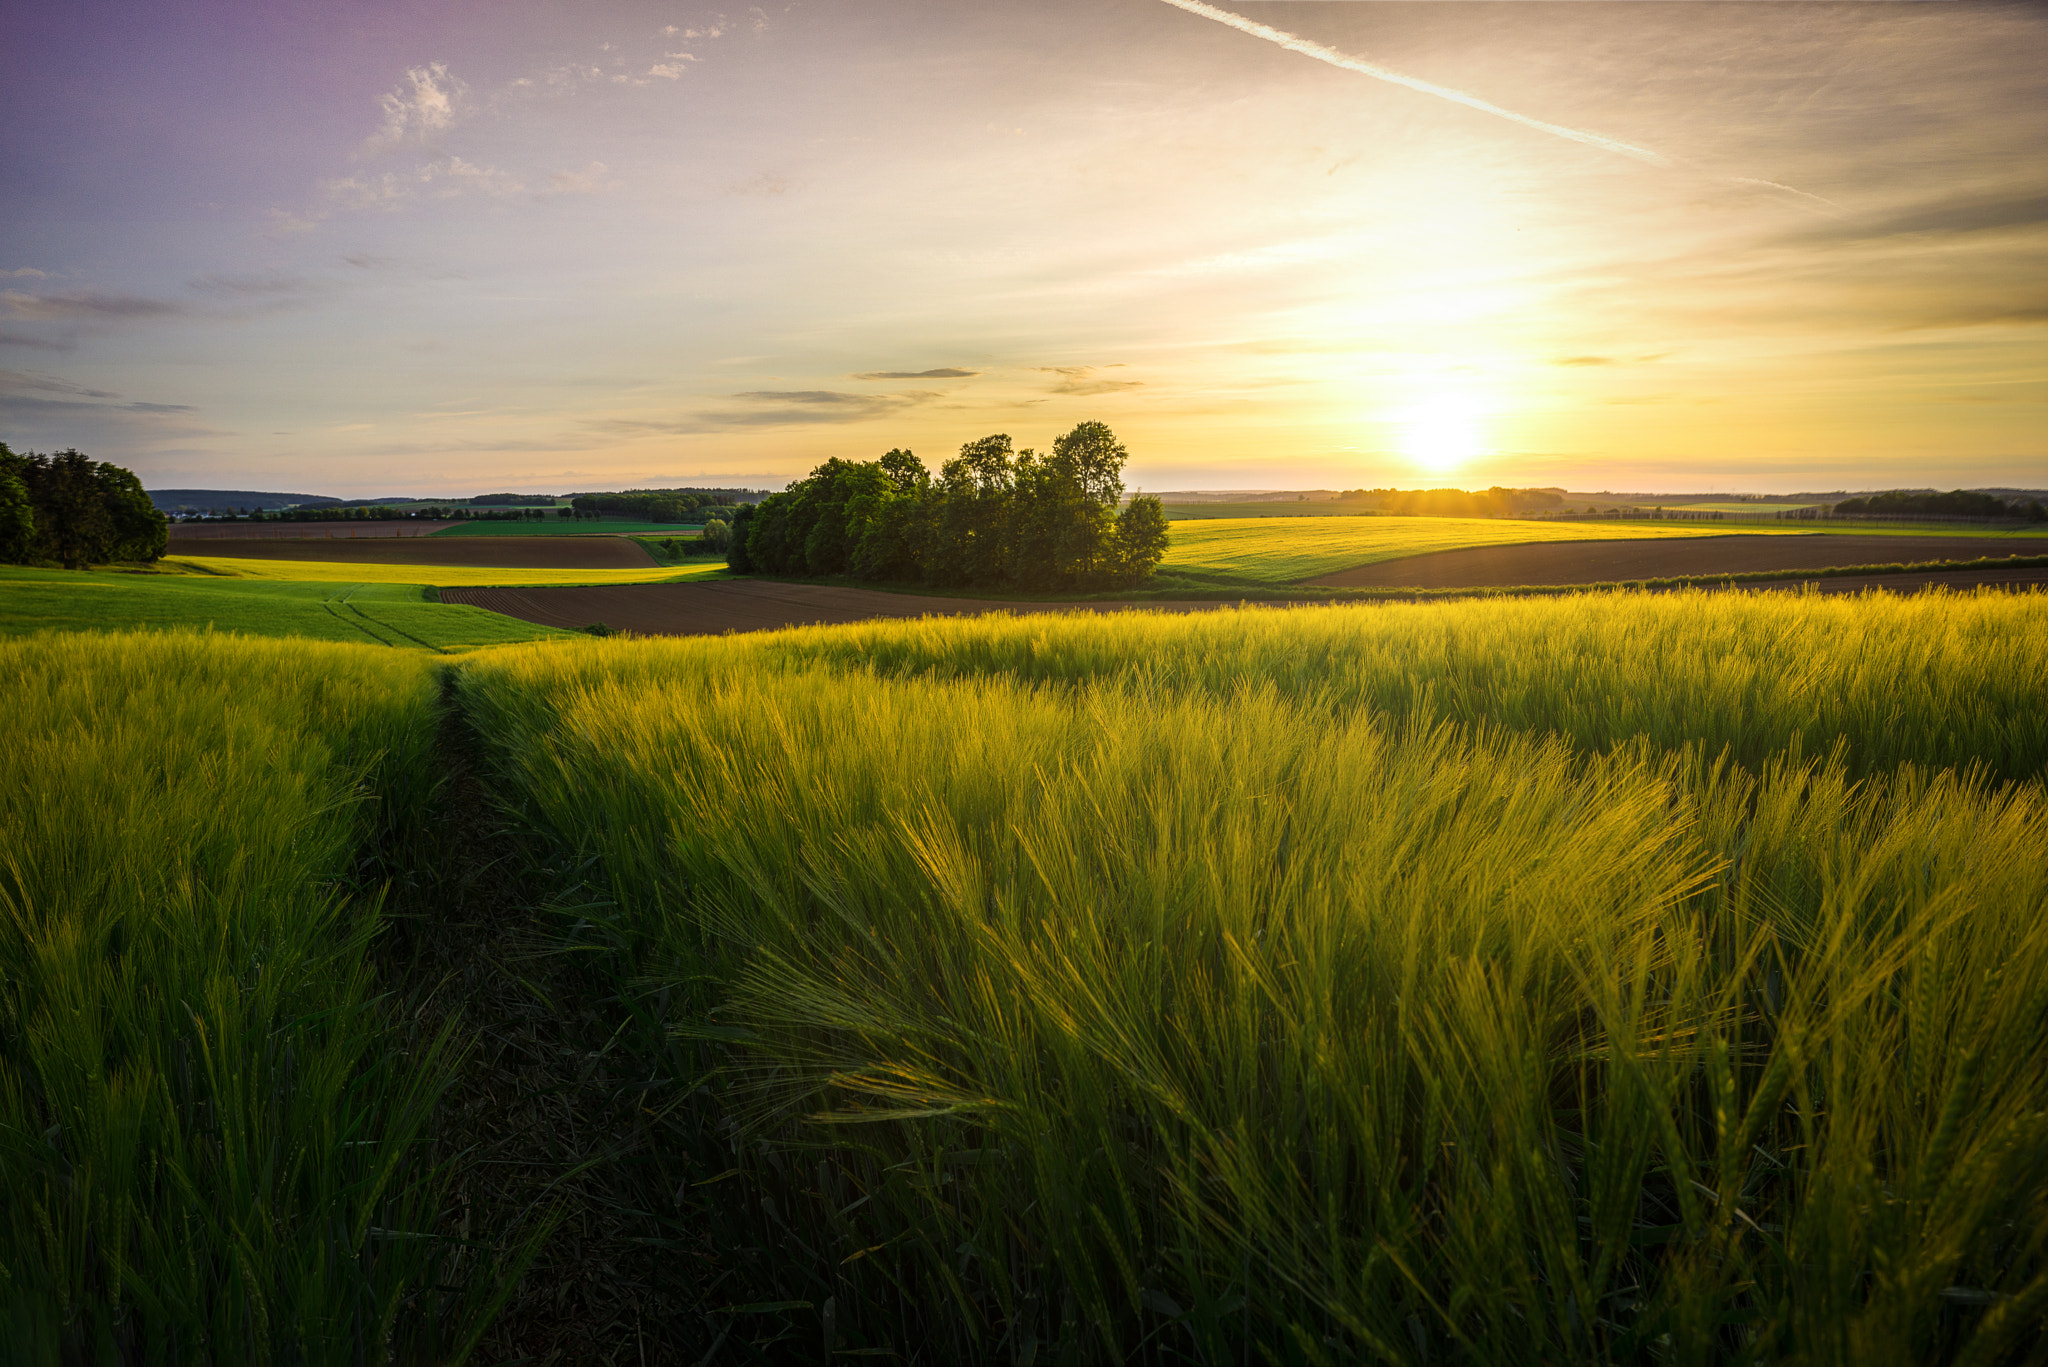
left=1157, top=0, right=1846, bottom=212
left=1156, top=0, right=1674, bottom=166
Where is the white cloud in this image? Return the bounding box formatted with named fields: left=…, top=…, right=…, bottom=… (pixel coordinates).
left=647, top=53, right=700, bottom=79
left=363, top=62, right=468, bottom=155
left=316, top=155, right=523, bottom=215
left=545, top=162, right=619, bottom=195
left=433, top=156, right=523, bottom=196
left=3, top=290, right=186, bottom=321
left=1, top=268, right=49, bottom=279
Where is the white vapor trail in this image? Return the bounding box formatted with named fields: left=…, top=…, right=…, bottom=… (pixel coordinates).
left=1156, top=0, right=1673, bottom=166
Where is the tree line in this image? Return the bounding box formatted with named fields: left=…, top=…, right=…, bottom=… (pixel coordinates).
left=728, top=422, right=1170, bottom=591
left=198, top=505, right=566, bottom=524
left=1, top=445, right=168, bottom=569
left=569, top=488, right=754, bottom=523
left=1830, top=489, right=2046, bottom=522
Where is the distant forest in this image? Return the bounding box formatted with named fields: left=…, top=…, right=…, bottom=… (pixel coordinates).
left=1831, top=489, right=2045, bottom=521
left=731, top=422, right=1170, bottom=591
left=1, top=444, right=167, bottom=568
left=567, top=489, right=755, bottom=523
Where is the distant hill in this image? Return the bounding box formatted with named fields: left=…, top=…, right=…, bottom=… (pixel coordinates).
left=148, top=489, right=343, bottom=512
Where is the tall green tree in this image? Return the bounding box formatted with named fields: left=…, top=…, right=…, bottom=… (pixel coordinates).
left=1049, top=420, right=1128, bottom=510
left=726, top=501, right=757, bottom=571
left=849, top=450, right=929, bottom=583
left=0, top=444, right=35, bottom=564
left=97, top=459, right=169, bottom=561
left=8, top=447, right=168, bottom=567
left=29, top=450, right=116, bottom=569
left=932, top=434, right=1016, bottom=586
left=1110, top=495, right=1171, bottom=587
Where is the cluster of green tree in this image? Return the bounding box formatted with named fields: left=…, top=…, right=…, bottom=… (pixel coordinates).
left=1831, top=489, right=2047, bottom=521
left=654, top=518, right=736, bottom=560
left=728, top=422, right=1170, bottom=591
left=1339, top=486, right=1566, bottom=517
left=467, top=493, right=562, bottom=506
left=1, top=444, right=169, bottom=568
left=567, top=488, right=758, bottom=523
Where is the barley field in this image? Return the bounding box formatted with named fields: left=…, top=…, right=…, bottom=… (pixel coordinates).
left=6, top=587, right=2043, bottom=1362
left=449, top=587, right=2048, bottom=1364
left=0, top=634, right=498, bottom=1362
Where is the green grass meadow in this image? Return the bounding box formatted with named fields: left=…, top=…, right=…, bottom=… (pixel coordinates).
left=0, top=564, right=570, bottom=650
left=4, top=527, right=2047, bottom=1362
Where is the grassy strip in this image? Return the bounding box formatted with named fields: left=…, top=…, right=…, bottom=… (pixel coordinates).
left=0, top=633, right=512, bottom=1361
left=630, top=536, right=732, bottom=571
left=164, top=555, right=723, bottom=588
left=0, top=565, right=573, bottom=649
left=455, top=601, right=2048, bottom=1363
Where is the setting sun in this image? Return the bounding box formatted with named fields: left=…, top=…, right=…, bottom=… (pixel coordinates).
left=1396, top=392, right=1488, bottom=476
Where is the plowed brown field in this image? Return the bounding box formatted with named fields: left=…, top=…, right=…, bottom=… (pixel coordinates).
left=443, top=567, right=2046, bottom=638
left=1309, top=534, right=2043, bottom=588
left=165, top=521, right=457, bottom=540
left=440, top=581, right=1238, bottom=635
left=165, top=535, right=657, bottom=569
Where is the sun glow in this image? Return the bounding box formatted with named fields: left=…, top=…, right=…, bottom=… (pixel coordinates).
left=1396, top=390, right=1489, bottom=475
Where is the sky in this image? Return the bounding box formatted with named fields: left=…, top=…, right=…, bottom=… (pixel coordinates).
left=2, top=0, right=2044, bottom=497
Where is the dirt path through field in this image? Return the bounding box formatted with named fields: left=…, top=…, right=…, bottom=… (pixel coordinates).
left=1309, top=534, right=2041, bottom=588
left=167, top=535, right=657, bottom=569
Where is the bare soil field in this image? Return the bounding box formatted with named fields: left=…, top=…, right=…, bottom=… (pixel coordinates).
left=440, top=580, right=1239, bottom=635
left=164, top=535, right=657, bottom=569
left=444, top=567, right=2046, bottom=638
left=165, top=521, right=458, bottom=540
left=1309, top=534, right=2038, bottom=588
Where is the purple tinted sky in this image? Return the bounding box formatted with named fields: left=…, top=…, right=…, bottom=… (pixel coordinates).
left=3, top=1, right=2044, bottom=495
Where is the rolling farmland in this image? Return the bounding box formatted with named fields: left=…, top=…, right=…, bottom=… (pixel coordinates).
left=7, top=521, right=2048, bottom=1362
left=1158, top=515, right=1771, bottom=586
